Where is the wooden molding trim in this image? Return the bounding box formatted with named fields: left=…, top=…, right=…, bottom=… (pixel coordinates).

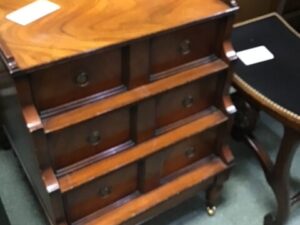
left=233, top=75, right=300, bottom=129
left=83, top=157, right=228, bottom=225
left=44, top=59, right=228, bottom=133
left=0, top=37, right=18, bottom=73
left=15, top=77, right=43, bottom=132
left=58, top=109, right=227, bottom=193
left=42, top=168, right=67, bottom=224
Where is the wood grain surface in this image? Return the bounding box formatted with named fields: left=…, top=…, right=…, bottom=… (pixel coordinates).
left=0, top=0, right=232, bottom=71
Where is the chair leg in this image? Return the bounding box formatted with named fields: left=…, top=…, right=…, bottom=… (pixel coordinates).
left=264, top=127, right=300, bottom=225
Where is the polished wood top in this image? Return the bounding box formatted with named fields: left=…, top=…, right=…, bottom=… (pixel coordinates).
left=0, top=0, right=234, bottom=71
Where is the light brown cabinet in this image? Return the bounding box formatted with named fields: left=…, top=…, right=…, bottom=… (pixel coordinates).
left=0, top=1, right=238, bottom=224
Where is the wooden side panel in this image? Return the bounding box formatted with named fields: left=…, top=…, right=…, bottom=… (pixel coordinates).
left=14, top=77, right=53, bottom=171
left=0, top=62, right=56, bottom=224
left=15, top=76, right=68, bottom=223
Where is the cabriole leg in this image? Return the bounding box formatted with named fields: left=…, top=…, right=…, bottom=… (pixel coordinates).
left=264, top=127, right=300, bottom=225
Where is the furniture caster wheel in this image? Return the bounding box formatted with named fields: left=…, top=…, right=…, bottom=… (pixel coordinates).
left=264, top=213, right=275, bottom=225
left=206, top=206, right=216, bottom=216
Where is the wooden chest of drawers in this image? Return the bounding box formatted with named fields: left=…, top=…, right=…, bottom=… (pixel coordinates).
left=0, top=1, right=238, bottom=224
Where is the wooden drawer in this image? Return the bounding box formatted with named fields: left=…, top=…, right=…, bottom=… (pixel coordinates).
left=150, top=20, right=219, bottom=75
left=30, top=49, right=123, bottom=113
left=64, top=164, right=138, bottom=223
left=48, top=108, right=131, bottom=171
left=161, top=127, right=219, bottom=178
left=155, top=74, right=219, bottom=130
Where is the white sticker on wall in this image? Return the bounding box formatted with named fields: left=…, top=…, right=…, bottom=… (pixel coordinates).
left=237, top=46, right=274, bottom=66
left=6, top=0, right=60, bottom=26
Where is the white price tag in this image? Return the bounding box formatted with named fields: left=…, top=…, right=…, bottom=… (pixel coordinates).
left=237, top=46, right=274, bottom=66
left=6, top=0, right=60, bottom=26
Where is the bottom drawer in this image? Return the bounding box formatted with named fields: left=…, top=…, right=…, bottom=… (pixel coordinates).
left=64, top=164, right=138, bottom=223
left=62, top=119, right=226, bottom=223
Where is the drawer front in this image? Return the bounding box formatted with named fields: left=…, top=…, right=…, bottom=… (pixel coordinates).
left=48, top=108, right=131, bottom=170
left=156, top=75, right=218, bottom=129
left=30, top=49, right=123, bottom=111
left=162, top=128, right=219, bottom=178
left=150, top=20, right=219, bottom=74
left=64, top=164, right=138, bottom=223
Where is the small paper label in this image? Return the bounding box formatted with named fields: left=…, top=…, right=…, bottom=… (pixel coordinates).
left=237, top=46, right=274, bottom=66
left=6, top=0, right=60, bottom=26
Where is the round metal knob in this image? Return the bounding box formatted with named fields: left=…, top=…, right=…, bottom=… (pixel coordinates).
left=182, top=95, right=194, bottom=108
left=99, top=186, right=112, bottom=198
left=179, top=39, right=191, bottom=55
left=75, top=71, right=89, bottom=87
left=185, top=147, right=196, bottom=159
left=87, top=130, right=101, bottom=146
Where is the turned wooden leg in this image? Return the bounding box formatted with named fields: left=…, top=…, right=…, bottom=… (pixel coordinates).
left=205, top=172, right=230, bottom=216
left=264, top=127, right=300, bottom=225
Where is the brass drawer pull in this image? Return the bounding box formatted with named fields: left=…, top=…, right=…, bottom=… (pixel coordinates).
left=99, top=186, right=112, bottom=198
left=185, top=147, right=196, bottom=159
left=182, top=95, right=194, bottom=108
left=87, top=130, right=101, bottom=146
left=179, top=39, right=191, bottom=55
left=75, top=71, right=89, bottom=87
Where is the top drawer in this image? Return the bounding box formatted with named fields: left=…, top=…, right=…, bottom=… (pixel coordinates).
left=27, top=19, right=224, bottom=114
left=29, top=49, right=123, bottom=113
left=150, top=19, right=220, bottom=76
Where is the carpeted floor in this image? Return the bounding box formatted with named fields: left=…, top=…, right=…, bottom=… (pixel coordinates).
left=0, top=113, right=299, bottom=225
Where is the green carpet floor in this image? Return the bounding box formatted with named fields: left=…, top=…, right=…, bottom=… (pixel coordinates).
left=0, top=113, right=299, bottom=225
